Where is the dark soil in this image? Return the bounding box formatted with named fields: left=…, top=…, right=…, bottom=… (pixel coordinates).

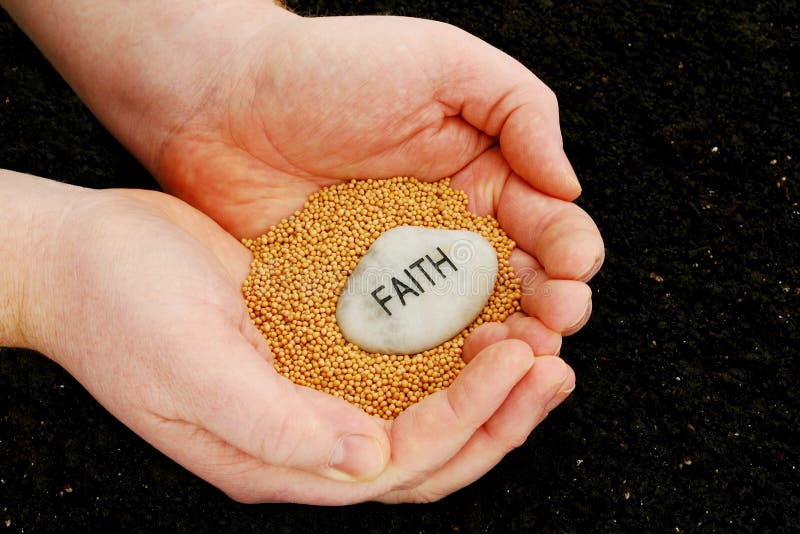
left=1, top=1, right=798, bottom=532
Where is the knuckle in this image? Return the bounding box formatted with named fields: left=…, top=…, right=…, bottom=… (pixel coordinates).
left=252, top=408, right=299, bottom=466
left=485, top=424, right=529, bottom=453
left=224, top=487, right=260, bottom=504
left=222, top=481, right=290, bottom=504
left=411, top=486, right=452, bottom=504
left=505, top=431, right=529, bottom=450
left=542, top=86, right=559, bottom=109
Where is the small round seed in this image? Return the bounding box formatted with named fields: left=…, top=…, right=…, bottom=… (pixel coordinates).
left=242, top=177, right=521, bottom=420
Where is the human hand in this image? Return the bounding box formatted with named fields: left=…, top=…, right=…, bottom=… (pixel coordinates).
left=151, top=9, right=604, bottom=339
left=3, top=0, right=602, bottom=333
left=2, top=172, right=577, bottom=503
left=2, top=1, right=605, bottom=502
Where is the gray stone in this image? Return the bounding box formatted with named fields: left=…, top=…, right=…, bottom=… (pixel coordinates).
left=336, top=226, right=498, bottom=354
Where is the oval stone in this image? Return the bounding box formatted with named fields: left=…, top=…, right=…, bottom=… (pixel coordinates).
left=336, top=225, right=498, bottom=354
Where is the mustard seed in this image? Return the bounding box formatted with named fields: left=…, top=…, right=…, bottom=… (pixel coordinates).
left=242, top=177, right=521, bottom=419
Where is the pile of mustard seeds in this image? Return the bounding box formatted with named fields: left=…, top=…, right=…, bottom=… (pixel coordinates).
left=242, top=177, right=521, bottom=419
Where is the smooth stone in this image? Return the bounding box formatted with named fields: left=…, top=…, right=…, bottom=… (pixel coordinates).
left=336, top=225, right=498, bottom=354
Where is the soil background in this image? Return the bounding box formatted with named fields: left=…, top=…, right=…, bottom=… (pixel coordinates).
left=1, top=1, right=798, bottom=532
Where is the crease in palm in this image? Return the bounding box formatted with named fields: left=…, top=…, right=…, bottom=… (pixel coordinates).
left=158, top=22, right=499, bottom=237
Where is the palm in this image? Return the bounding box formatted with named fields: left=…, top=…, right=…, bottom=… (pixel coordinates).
left=158, top=16, right=577, bottom=238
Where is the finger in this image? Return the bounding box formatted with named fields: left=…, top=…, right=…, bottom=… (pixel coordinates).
left=498, top=175, right=604, bottom=280
left=387, top=339, right=533, bottom=484
left=150, top=355, right=573, bottom=505
left=177, top=330, right=390, bottom=482
left=442, top=35, right=581, bottom=200
left=381, top=356, right=575, bottom=503
left=529, top=280, right=592, bottom=336
left=461, top=315, right=562, bottom=363
left=461, top=322, right=510, bottom=362
left=453, top=159, right=603, bottom=283
left=504, top=313, right=563, bottom=356
left=450, top=146, right=511, bottom=217
left=482, top=356, right=575, bottom=441
left=499, top=94, right=581, bottom=201
left=511, top=248, right=593, bottom=335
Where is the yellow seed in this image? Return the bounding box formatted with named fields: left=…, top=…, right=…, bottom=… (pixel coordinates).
left=241, top=177, right=522, bottom=420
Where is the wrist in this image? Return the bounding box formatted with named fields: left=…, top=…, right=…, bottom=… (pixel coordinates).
left=0, top=170, right=85, bottom=352
left=1, top=0, right=293, bottom=174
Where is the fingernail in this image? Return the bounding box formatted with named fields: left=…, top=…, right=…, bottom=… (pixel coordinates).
left=327, top=434, right=386, bottom=482
left=564, top=296, right=592, bottom=335
left=544, top=364, right=573, bottom=413
left=577, top=255, right=604, bottom=281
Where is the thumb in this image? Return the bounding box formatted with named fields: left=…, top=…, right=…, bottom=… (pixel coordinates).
left=186, top=333, right=390, bottom=481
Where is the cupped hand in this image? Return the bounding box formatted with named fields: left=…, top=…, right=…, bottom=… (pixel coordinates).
left=146, top=9, right=604, bottom=337
left=18, top=184, right=575, bottom=503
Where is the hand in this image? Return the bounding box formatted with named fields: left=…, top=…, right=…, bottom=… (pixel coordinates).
left=155, top=10, right=604, bottom=337
left=3, top=2, right=603, bottom=280
left=3, top=173, right=576, bottom=503
left=3, top=1, right=602, bottom=336
left=2, top=1, right=605, bottom=503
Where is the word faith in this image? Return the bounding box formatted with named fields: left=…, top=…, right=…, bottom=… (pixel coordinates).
left=369, top=247, right=458, bottom=316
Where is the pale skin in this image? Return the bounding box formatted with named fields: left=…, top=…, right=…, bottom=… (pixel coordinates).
left=0, top=1, right=604, bottom=503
